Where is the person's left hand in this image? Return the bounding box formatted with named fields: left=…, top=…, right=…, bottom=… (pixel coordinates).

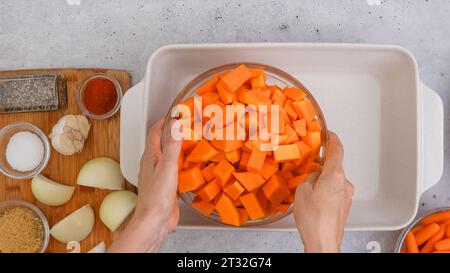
left=108, top=118, right=181, bottom=253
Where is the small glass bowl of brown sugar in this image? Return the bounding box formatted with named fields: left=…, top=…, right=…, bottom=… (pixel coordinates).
left=0, top=200, right=49, bottom=253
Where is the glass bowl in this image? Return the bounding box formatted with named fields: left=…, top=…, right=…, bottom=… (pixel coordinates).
left=0, top=199, right=50, bottom=253
left=76, top=74, right=122, bottom=120
left=162, top=63, right=328, bottom=227
left=395, top=207, right=450, bottom=253
left=0, top=122, right=51, bottom=180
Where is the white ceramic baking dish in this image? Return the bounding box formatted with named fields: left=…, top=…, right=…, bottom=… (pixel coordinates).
left=120, top=43, right=443, bottom=231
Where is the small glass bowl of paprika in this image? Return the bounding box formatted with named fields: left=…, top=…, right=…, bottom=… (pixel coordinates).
left=76, top=74, right=122, bottom=120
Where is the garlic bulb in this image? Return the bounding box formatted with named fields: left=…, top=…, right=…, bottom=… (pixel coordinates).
left=50, top=115, right=91, bottom=155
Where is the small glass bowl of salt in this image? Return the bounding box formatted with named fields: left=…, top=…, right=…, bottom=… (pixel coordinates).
left=0, top=123, right=50, bottom=180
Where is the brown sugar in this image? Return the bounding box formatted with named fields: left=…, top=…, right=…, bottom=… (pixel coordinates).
left=0, top=206, right=44, bottom=253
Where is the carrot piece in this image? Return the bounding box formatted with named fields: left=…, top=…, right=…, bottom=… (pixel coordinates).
left=296, top=141, right=312, bottom=162
left=247, top=150, right=267, bottom=173
left=201, top=91, right=220, bottom=107
left=277, top=170, right=295, bottom=181
left=273, top=144, right=301, bottom=162
left=201, top=163, right=217, bottom=182
left=213, top=159, right=235, bottom=187
left=283, top=100, right=298, bottom=120
left=192, top=196, right=215, bottom=216
left=217, top=81, right=238, bottom=104
left=283, top=87, right=306, bottom=101
left=251, top=74, right=266, bottom=89
left=271, top=88, right=287, bottom=107
left=241, top=89, right=272, bottom=105
left=292, top=100, right=315, bottom=125
left=421, top=211, right=450, bottom=225
left=196, top=75, right=219, bottom=95
left=250, top=68, right=264, bottom=78
left=215, top=193, right=241, bottom=226
left=405, top=232, right=419, bottom=253
left=210, top=150, right=226, bottom=162
left=260, top=160, right=279, bottom=180
left=276, top=203, right=290, bottom=213
left=256, top=190, right=268, bottom=210
left=225, top=149, right=242, bottom=164
left=211, top=140, right=244, bottom=152
left=233, top=172, right=265, bottom=192
left=288, top=174, right=307, bottom=189
left=415, top=223, right=440, bottom=246
left=411, top=225, right=424, bottom=234
left=187, top=140, right=219, bottom=163
left=223, top=180, right=245, bottom=200
left=239, top=151, right=251, bottom=170
left=293, top=119, right=307, bottom=137
left=196, top=179, right=222, bottom=201
left=303, top=131, right=322, bottom=152
left=434, top=238, right=450, bottom=251
left=421, top=223, right=447, bottom=253
left=237, top=208, right=249, bottom=224
left=283, top=124, right=299, bottom=144
left=263, top=175, right=290, bottom=205
left=178, top=167, right=206, bottom=193
left=239, top=192, right=266, bottom=221
left=308, top=119, right=321, bottom=132
left=219, top=64, right=253, bottom=92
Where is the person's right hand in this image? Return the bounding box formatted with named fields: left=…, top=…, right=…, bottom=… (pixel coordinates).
left=293, top=132, right=354, bottom=253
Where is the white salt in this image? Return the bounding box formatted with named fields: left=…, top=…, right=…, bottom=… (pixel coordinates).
left=5, top=131, right=45, bottom=172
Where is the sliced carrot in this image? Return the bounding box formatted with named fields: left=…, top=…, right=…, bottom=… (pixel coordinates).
left=263, top=175, right=290, bottom=205
left=192, top=196, right=215, bottom=216
left=225, top=149, right=242, bottom=164
left=196, top=179, right=222, bottom=201
left=411, top=225, right=424, bottom=234
left=233, top=172, right=265, bottom=192
left=273, top=144, right=301, bottom=162
left=421, top=223, right=447, bottom=253
left=434, top=238, right=450, bottom=251
left=247, top=150, right=266, bottom=173
left=283, top=100, right=298, bottom=120
left=196, top=75, right=219, bottom=95
left=178, top=167, right=206, bottom=193
left=415, top=223, right=440, bottom=246
left=276, top=203, right=290, bottom=213
left=283, top=124, right=299, bottom=144
left=277, top=170, right=295, bottom=181
left=215, top=193, right=241, bottom=226
left=219, top=64, right=252, bottom=92
left=201, top=163, right=217, bottom=182
left=237, top=208, right=249, bottom=224
left=187, top=140, right=219, bottom=163
left=239, top=192, right=266, bottom=221
left=283, top=87, right=306, bottom=101
left=251, top=74, right=266, bottom=89
left=211, top=139, right=244, bottom=152
left=293, top=119, right=307, bottom=137
left=213, top=159, right=235, bottom=187
left=303, top=131, right=322, bottom=152
left=217, top=80, right=237, bottom=104
left=288, top=174, right=307, bottom=189
left=239, top=151, right=251, bottom=170
left=308, top=119, right=321, bottom=132
left=271, top=89, right=287, bottom=107
left=292, top=100, right=315, bottom=125
left=421, top=211, right=450, bottom=225
left=223, top=180, right=245, bottom=200
left=260, top=160, right=279, bottom=180
left=405, top=232, right=419, bottom=253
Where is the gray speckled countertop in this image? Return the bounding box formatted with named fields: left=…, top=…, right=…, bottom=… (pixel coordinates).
left=0, top=0, right=449, bottom=253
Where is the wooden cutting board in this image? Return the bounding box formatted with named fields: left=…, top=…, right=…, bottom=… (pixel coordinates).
left=0, top=68, right=135, bottom=253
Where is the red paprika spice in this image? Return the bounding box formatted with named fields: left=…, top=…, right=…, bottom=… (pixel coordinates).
left=83, top=77, right=118, bottom=115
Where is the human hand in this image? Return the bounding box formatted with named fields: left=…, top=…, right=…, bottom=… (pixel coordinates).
left=108, top=118, right=181, bottom=253
left=293, top=132, right=354, bottom=253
